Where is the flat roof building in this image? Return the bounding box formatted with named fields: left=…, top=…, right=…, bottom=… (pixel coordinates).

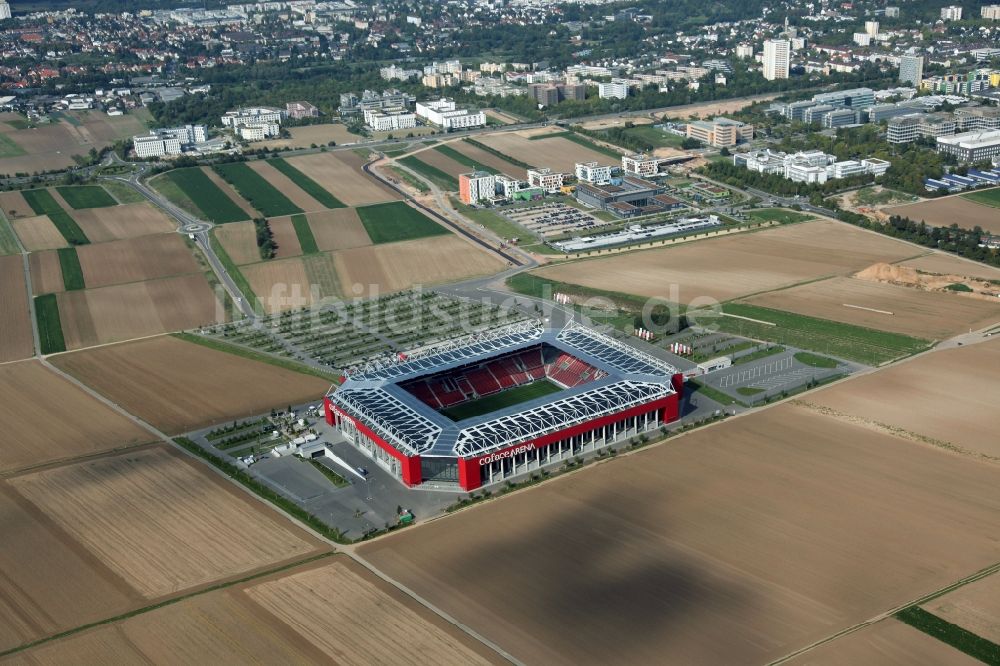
left=685, top=117, right=753, bottom=147
left=937, top=130, right=1000, bottom=162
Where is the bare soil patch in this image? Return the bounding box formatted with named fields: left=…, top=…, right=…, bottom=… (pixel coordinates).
left=803, top=337, right=1000, bottom=459
left=899, top=252, right=1000, bottom=281
left=76, top=234, right=201, bottom=288
left=57, top=274, right=222, bottom=350
left=787, top=619, right=979, bottom=665
left=888, top=197, right=1000, bottom=234
left=359, top=402, right=1000, bottom=665
left=478, top=132, right=613, bottom=172
left=923, top=572, right=1000, bottom=645
left=0, top=191, right=30, bottom=218
left=247, top=160, right=326, bottom=212
left=257, top=123, right=359, bottom=150
left=0, top=361, right=151, bottom=473
left=241, top=256, right=315, bottom=312
left=307, top=208, right=372, bottom=251
left=287, top=152, right=398, bottom=206
left=71, top=203, right=175, bottom=242
left=28, top=249, right=64, bottom=295
left=0, top=255, right=33, bottom=362
left=215, top=221, right=260, bottom=264
left=49, top=335, right=331, bottom=433
left=744, top=276, right=1000, bottom=339
left=246, top=559, right=501, bottom=665
left=11, top=215, right=68, bottom=251
left=412, top=148, right=468, bottom=178
left=536, top=220, right=917, bottom=302
left=10, top=446, right=323, bottom=599
left=267, top=215, right=304, bottom=259
left=334, top=235, right=506, bottom=293
left=450, top=140, right=531, bottom=177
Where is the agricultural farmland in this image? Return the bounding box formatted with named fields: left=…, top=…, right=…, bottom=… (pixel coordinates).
left=447, top=140, right=526, bottom=176
left=156, top=168, right=249, bottom=224
left=533, top=220, right=918, bottom=303
left=28, top=250, right=64, bottom=295
left=477, top=130, right=615, bottom=173
left=74, top=234, right=202, bottom=288
left=0, top=361, right=151, bottom=473
left=10, top=215, right=68, bottom=251
left=70, top=203, right=175, bottom=242
left=785, top=619, right=978, bottom=665
left=285, top=151, right=398, bottom=206
left=213, top=162, right=303, bottom=218
left=10, top=446, right=323, bottom=599
left=247, top=160, right=328, bottom=212
left=398, top=154, right=458, bottom=190
left=0, top=191, right=30, bottom=218
left=55, top=185, right=117, bottom=210
left=888, top=196, right=1000, bottom=234
left=900, top=251, right=1000, bottom=280
left=0, top=255, right=35, bottom=362
left=306, top=208, right=372, bottom=251
left=241, top=256, right=318, bottom=311
left=922, top=572, right=1000, bottom=645
left=214, top=221, right=260, bottom=264
left=49, top=335, right=332, bottom=433
left=268, top=158, right=345, bottom=209
left=266, top=216, right=305, bottom=259
left=356, top=201, right=448, bottom=244
left=358, top=401, right=1000, bottom=665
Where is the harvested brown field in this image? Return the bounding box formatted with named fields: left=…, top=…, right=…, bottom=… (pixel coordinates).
left=256, top=122, right=359, bottom=150
left=10, top=446, right=323, bottom=599
left=267, top=215, right=304, bottom=259
left=241, top=256, right=317, bottom=312
left=76, top=234, right=201, bottom=288
left=201, top=166, right=258, bottom=219
left=57, top=274, right=222, bottom=349
left=449, top=140, right=525, bottom=176
left=215, top=220, right=260, bottom=264
left=0, top=361, right=151, bottom=473
left=0, top=255, right=33, bottom=362
left=246, top=559, right=501, bottom=665
left=743, top=276, right=1000, bottom=339
left=899, top=252, right=1000, bottom=281
left=247, top=160, right=325, bottom=212
left=28, top=249, right=64, bottom=295
left=0, top=123, right=78, bottom=172
left=11, top=214, right=68, bottom=251
left=0, top=483, right=141, bottom=654
left=412, top=148, right=468, bottom=178
left=358, top=402, right=1000, bottom=665
left=803, top=337, right=1000, bottom=459
left=71, top=203, right=175, bottom=242
left=787, top=619, right=979, bottom=666
left=888, top=196, right=1000, bottom=234
left=50, top=335, right=332, bottom=433
left=334, top=235, right=506, bottom=293
left=307, top=208, right=372, bottom=251
left=0, top=191, right=30, bottom=218
left=922, top=572, right=1000, bottom=645
left=535, top=220, right=917, bottom=302
left=477, top=132, right=614, bottom=172
left=578, top=94, right=781, bottom=130
left=287, top=151, right=398, bottom=206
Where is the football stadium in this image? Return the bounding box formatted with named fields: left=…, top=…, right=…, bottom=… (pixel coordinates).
left=324, top=321, right=684, bottom=491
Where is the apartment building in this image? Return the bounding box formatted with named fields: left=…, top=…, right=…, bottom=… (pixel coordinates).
left=763, top=39, right=790, bottom=81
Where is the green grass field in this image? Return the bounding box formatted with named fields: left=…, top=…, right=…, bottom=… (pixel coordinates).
left=162, top=168, right=248, bottom=224
left=213, top=162, right=303, bottom=218
left=98, top=179, right=146, bottom=204
left=962, top=187, right=1000, bottom=208
left=55, top=185, right=117, bottom=209
left=34, top=293, right=66, bottom=354
left=4, top=118, right=30, bottom=130
left=268, top=158, right=345, bottom=209
left=0, top=133, right=26, bottom=158
left=0, top=215, right=19, bottom=255
left=450, top=196, right=527, bottom=240
left=622, top=125, right=685, bottom=149
left=710, top=303, right=930, bottom=365
left=440, top=380, right=563, bottom=421
left=558, top=132, right=621, bottom=159
left=399, top=155, right=458, bottom=190
left=896, top=607, right=1000, bottom=664
left=21, top=189, right=90, bottom=245
left=291, top=214, right=319, bottom=254
left=747, top=208, right=813, bottom=224
left=57, top=247, right=85, bottom=291
left=356, top=201, right=449, bottom=244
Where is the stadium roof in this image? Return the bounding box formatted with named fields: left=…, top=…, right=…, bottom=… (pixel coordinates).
left=329, top=321, right=680, bottom=459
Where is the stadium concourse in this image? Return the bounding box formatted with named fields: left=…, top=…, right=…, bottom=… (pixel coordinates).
left=324, top=321, right=684, bottom=491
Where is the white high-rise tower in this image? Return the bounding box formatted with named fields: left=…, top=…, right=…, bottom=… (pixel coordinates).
left=763, top=39, right=790, bottom=81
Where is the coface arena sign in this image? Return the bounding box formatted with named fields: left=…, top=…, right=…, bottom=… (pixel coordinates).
left=479, top=443, right=536, bottom=466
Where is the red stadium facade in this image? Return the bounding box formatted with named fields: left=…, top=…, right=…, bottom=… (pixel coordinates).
left=325, top=322, right=684, bottom=492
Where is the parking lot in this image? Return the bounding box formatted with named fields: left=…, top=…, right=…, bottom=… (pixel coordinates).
left=503, top=202, right=604, bottom=238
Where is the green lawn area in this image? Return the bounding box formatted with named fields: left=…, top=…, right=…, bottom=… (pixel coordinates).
left=0, top=215, right=19, bottom=255
left=686, top=379, right=746, bottom=408
left=747, top=208, right=813, bottom=224
left=162, top=168, right=248, bottom=224
left=268, top=158, right=345, bottom=209
left=896, top=607, right=1000, bottom=665
left=213, top=162, right=302, bottom=218
left=21, top=189, right=89, bottom=245
left=99, top=179, right=146, bottom=204
left=736, top=386, right=765, bottom=396
left=55, top=185, right=117, bottom=209
left=307, top=459, right=350, bottom=487
left=621, top=125, right=685, bottom=149
left=34, top=294, right=66, bottom=354
left=440, top=380, right=563, bottom=421
left=961, top=187, right=1000, bottom=208
left=0, top=133, right=26, bottom=158
left=398, top=155, right=458, bottom=190
left=356, top=201, right=449, bottom=244
left=559, top=132, right=621, bottom=159
left=709, top=303, right=930, bottom=365
left=57, top=247, right=85, bottom=291
left=450, top=196, right=527, bottom=240
left=291, top=213, right=319, bottom=254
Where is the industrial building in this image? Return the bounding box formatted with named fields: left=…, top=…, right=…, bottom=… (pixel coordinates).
left=575, top=176, right=668, bottom=218
left=937, top=130, right=1000, bottom=162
